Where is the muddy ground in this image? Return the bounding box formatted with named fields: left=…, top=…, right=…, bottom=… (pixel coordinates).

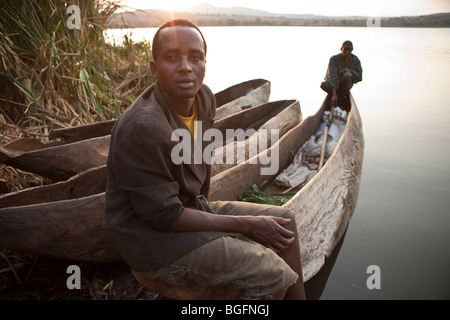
left=0, top=249, right=160, bottom=300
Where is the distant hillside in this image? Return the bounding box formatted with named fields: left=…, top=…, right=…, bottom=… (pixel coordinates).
left=185, top=2, right=280, bottom=17
left=185, top=2, right=335, bottom=20
left=107, top=3, right=450, bottom=28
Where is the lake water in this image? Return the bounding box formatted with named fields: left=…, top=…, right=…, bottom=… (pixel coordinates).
left=106, top=26, right=450, bottom=299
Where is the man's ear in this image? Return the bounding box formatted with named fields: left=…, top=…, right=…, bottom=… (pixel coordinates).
left=150, top=60, right=158, bottom=79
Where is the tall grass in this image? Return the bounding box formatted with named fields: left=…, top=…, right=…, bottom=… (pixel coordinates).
left=0, top=0, right=154, bottom=138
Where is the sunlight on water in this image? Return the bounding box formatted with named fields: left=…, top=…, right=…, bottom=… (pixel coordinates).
left=105, top=26, right=450, bottom=299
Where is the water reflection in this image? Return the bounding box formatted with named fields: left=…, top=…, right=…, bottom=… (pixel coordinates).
left=304, top=229, right=347, bottom=300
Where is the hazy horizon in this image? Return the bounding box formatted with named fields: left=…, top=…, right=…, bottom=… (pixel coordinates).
left=121, top=0, right=450, bottom=17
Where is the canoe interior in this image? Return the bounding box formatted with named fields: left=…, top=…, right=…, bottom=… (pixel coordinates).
left=213, top=99, right=300, bottom=139
left=49, top=119, right=116, bottom=144
left=211, top=100, right=301, bottom=176
left=209, top=99, right=327, bottom=202
left=215, top=79, right=269, bottom=108
left=284, top=93, right=364, bottom=281
left=0, top=165, right=107, bottom=209
left=209, top=94, right=364, bottom=282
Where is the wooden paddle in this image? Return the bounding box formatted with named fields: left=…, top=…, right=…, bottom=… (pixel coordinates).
left=318, top=107, right=334, bottom=170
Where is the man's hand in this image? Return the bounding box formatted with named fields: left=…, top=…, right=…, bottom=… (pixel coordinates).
left=244, top=216, right=295, bottom=253
left=166, top=209, right=295, bottom=253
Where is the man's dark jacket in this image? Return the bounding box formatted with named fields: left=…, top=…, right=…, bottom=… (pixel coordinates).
left=105, top=82, right=228, bottom=272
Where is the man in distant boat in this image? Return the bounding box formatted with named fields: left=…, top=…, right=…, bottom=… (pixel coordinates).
left=321, top=40, right=363, bottom=111
left=105, top=19, right=305, bottom=300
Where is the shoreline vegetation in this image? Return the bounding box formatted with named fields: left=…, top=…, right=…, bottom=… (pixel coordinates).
left=108, top=9, right=450, bottom=29
left=0, top=0, right=155, bottom=214
left=0, top=0, right=154, bottom=192
left=0, top=0, right=153, bottom=141
left=0, top=0, right=157, bottom=300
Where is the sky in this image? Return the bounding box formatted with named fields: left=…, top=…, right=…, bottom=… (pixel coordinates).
left=122, top=0, right=450, bottom=17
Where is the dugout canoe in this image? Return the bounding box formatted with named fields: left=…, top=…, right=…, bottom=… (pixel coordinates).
left=0, top=99, right=301, bottom=209
left=208, top=94, right=364, bottom=281
left=0, top=99, right=301, bottom=262
left=214, top=79, right=270, bottom=120
left=0, top=94, right=363, bottom=283
left=46, top=78, right=270, bottom=144
left=0, top=79, right=271, bottom=181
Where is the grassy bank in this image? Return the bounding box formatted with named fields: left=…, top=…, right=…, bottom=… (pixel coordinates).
left=0, top=0, right=154, bottom=193
left=0, top=0, right=154, bottom=142
left=0, top=1, right=158, bottom=300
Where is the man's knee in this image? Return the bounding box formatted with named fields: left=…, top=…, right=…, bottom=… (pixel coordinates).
left=320, top=81, right=333, bottom=94
left=281, top=208, right=297, bottom=231
left=342, top=72, right=353, bottom=80
left=340, top=73, right=354, bottom=91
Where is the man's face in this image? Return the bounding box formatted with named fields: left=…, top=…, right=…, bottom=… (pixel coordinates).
left=341, top=46, right=353, bottom=60
left=151, top=26, right=206, bottom=104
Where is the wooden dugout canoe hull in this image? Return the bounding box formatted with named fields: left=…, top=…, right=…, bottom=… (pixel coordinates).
left=0, top=99, right=300, bottom=262
left=0, top=94, right=364, bottom=283
left=0, top=99, right=301, bottom=210
left=214, top=79, right=271, bottom=120
left=290, top=96, right=363, bottom=281
left=0, top=135, right=110, bottom=182
left=0, top=79, right=271, bottom=181
left=46, top=78, right=271, bottom=144
left=0, top=193, right=119, bottom=261
left=211, top=99, right=301, bottom=176
left=209, top=94, right=364, bottom=281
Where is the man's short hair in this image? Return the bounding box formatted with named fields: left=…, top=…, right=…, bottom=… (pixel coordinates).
left=341, top=40, right=353, bottom=50
left=152, top=19, right=207, bottom=61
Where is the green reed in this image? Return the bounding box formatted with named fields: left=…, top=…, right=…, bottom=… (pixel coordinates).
left=0, top=0, right=154, bottom=136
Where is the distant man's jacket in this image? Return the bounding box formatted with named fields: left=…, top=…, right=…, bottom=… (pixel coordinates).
left=324, top=53, right=363, bottom=90
left=105, top=82, right=228, bottom=272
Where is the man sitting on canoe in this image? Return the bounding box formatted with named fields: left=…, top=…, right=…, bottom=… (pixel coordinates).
left=105, top=19, right=306, bottom=300
left=321, top=40, right=363, bottom=111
